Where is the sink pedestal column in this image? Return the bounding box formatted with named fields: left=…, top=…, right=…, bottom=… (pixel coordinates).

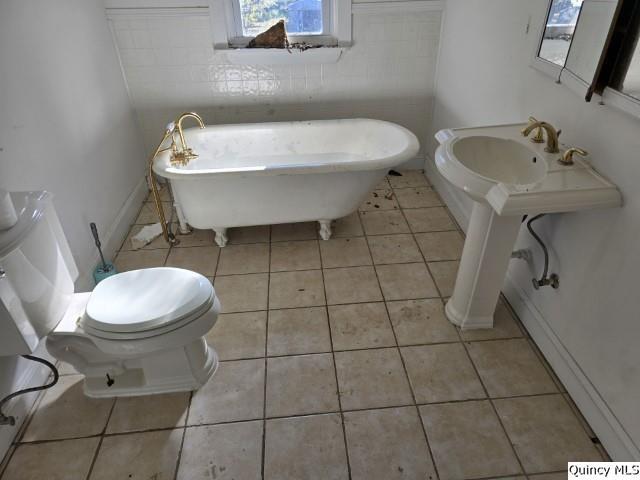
left=445, top=202, right=521, bottom=329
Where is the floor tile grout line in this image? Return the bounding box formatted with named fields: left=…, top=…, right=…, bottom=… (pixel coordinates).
left=541, top=364, right=606, bottom=455
left=424, top=219, right=527, bottom=475
left=120, top=249, right=463, bottom=274
left=558, top=394, right=606, bottom=454
left=393, top=191, right=449, bottom=302
left=118, top=199, right=155, bottom=253
left=83, top=437, right=104, bottom=480
left=357, top=206, right=442, bottom=480
left=459, top=336, right=528, bottom=476
left=13, top=391, right=594, bottom=446
left=269, top=239, right=321, bottom=274
left=260, top=225, right=272, bottom=480
left=173, top=219, right=222, bottom=479
left=14, top=391, right=586, bottom=448
left=317, top=234, right=353, bottom=480
left=11, top=380, right=49, bottom=445
left=464, top=337, right=561, bottom=397
left=389, top=176, right=462, bottom=233
left=525, top=336, right=567, bottom=394
left=172, top=390, right=194, bottom=480
left=497, top=293, right=529, bottom=339
left=211, top=258, right=467, bottom=279
left=0, top=446, right=15, bottom=480
left=84, top=395, right=118, bottom=480
left=212, top=294, right=450, bottom=315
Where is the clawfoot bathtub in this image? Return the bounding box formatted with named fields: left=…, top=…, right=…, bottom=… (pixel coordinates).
left=153, top=118, right=420, bottom=247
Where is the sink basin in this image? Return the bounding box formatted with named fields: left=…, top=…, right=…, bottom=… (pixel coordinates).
left=437, top=135, right=547, bottom=202
left=435, top=124, right=620, bottom=214
left=453, top=136, right=547, bottom=189
left=432, top=123, right=621, bottom=331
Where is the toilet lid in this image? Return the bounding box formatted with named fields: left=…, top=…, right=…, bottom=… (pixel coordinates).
left=84, top=267, right=213, bottom=334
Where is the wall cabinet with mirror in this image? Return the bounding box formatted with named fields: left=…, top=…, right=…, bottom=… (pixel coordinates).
left=533, top=0, right=640, bottom=118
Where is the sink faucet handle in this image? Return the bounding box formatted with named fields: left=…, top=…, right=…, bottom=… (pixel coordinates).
left=559, top=147, right=588, bottom=166
left=523, top=117, right=544, bottom=143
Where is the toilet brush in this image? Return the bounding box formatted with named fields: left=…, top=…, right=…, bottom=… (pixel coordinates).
left=91, top=222, right=118, bottom=284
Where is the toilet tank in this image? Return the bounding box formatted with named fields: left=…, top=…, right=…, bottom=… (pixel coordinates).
left=0, top=191, right=79, bottom=355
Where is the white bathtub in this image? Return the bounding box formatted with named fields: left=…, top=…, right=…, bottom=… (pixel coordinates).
left=153, top=118, right=420, bottom=246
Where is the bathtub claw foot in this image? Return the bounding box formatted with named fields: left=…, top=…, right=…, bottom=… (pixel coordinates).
left=213, top=228, right=228, bottom=248
left=318, top=220, right=332, bottom=241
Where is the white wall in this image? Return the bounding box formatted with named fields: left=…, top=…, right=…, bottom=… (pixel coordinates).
left=429, top=0, right=640, bottom=459
left=107, top=4, right=442, bottom=161
left=0, top=0, right=145, bottom=458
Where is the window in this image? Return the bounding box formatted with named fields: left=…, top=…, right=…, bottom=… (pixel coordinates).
left=534, top=0, right=640, bottom=118
left=236, top=0, right=328, bottom=37
left=209, top=0, right=351, bottom=50
left=538, top=0, right=585, bottom=67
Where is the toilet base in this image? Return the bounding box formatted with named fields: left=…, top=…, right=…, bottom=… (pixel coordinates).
left=46, top=292, right=220, bottom=398
left=82, top=338, right=218, bottom=398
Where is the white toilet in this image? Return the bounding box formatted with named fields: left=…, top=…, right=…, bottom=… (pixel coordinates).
left=0, top=191, right=220, bottom=398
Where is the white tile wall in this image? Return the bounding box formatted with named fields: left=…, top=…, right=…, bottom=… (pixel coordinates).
left=109, top=8, right=442, bottom=156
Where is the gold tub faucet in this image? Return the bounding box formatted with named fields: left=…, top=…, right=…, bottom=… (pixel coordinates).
left=146, top=111, right=206, bottom=246
left=521, top=118, right=560, bottom=154
left=171, top=112, right=206, bottom=166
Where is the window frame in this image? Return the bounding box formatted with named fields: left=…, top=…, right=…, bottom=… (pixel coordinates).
left=530, top=0, right=588, bottom=82
left=209, top=0, right=351, bottom=50
left=532, top=0, right=640, bottom=120
left=592, top=0, right=640, bottom=96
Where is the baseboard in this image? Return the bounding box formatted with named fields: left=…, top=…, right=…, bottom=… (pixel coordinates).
left=75, top=176, right=149, bottom=291
left=503, top=266, right=640, bottom=459
left=423, top=154, right=471, bottom=231
left=0, top=346, right=53, bottom=463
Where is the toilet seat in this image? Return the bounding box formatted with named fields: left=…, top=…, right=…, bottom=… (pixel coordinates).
left=81, top=267, right=214, bottom=340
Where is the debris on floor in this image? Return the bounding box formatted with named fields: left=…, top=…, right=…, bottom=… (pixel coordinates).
left=130, top=223, right=162, bottom=250
left=388, top=169, right=403, bottom=176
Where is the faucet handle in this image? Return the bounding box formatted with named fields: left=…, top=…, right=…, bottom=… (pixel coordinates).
left=559, top=147, right=588, bottom=166
left=522, top=117, right=544, bottom=143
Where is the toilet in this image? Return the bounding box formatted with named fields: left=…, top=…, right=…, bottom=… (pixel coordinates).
left=0, top=191, right=220, bottom=398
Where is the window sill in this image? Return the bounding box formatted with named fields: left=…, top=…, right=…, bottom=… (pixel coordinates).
left=215, top=46, right=345, bottom=65
left=530, top=56, right=563, bottom=81
left=601, top=87, right=640, bottom=121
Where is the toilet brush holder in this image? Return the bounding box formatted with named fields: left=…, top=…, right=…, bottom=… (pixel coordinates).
left=90, top=222, right=118, bottom=284
left=93, top=262, right=117, bottom=284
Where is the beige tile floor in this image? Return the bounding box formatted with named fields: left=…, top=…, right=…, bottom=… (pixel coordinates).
left=1, top=170, right=608, bottom=480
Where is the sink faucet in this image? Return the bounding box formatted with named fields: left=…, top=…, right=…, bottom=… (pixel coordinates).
left=170, top=112, right=205, bottom=166
left=521, top=119, right=560, bottom=154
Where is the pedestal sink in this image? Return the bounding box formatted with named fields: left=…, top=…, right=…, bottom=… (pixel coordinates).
left=435, top=123, right=621, bottom=329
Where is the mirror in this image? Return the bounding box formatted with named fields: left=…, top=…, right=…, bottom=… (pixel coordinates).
left=539, top=0, right=585, bottom=67
left=537, top=0, right=640, bottom=115
left=565, top=0, right=619, bottom=82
